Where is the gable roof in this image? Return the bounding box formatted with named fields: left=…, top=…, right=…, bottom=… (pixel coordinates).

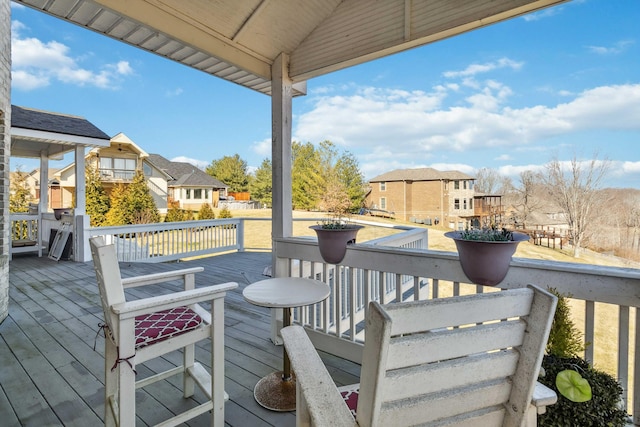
left=11, top=105, right=111, bottom=158
left=147, top=154, right=228, bottom=189
left=369, top=168, right=474, bottom=183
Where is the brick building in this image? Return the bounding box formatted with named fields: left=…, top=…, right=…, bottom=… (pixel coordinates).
left=366, top=168, right=476, bottom=229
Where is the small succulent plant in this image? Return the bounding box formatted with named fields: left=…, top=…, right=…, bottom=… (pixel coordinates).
left=457, top=226, right=514, bottom=242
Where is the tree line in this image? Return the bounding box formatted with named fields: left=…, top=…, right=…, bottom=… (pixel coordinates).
left=475, top=154, right=640, bottom=261
left=9, top=139, right=367, bottom=226
left=207, top=140, right=366, bottom=213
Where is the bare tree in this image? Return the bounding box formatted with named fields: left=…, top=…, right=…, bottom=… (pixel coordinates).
left=543, top=154, right=610, bottom=257
left=474, top=167, right=502, bottom=194
left=515, top=170, right=543, bottom=228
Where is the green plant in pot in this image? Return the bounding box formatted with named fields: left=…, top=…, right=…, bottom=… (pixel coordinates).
left=309, top=180, right=363, bottom=264
left=444, top=226, right=529, bottom=286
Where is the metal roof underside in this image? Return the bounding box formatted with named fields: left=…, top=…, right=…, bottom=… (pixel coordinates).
left=15, top=0, right=568, bottom=97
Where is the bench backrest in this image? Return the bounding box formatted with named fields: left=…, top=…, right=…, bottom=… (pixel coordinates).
left=357, top=285, right=557, bottom=427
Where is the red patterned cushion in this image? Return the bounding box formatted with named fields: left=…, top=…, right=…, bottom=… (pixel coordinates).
left=135, top=306, right=203, bottom=349
left=340, top=387, right=359, bottom=416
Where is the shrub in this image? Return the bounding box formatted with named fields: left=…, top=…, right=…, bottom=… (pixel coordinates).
left=546, top=287, right=585, bottom=358
left=539, top=355, right=628, bottom=426
left=539, top=287, right=627, bottom=426
left=218, top=206, right=232, bottom=218
left=198, top=203, right=215, bottom=220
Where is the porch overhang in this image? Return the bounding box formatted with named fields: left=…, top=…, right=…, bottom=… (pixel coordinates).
left=15, top=0, right=570, bottom=96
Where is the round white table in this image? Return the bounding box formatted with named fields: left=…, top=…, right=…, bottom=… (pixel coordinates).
left=243, top=277, right=330, bottom=411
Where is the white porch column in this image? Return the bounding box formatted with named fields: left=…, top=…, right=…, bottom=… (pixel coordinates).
left=0, top=0, right=10, bottom=323
left=271, top=53, right=293, bottom=242
left=74, top=145, right=86, bottom=215
left=74, top=145, right=90, bottom=261
left=39, top=151, right=49, bottom=213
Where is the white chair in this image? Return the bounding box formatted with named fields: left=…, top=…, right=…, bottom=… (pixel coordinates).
left=282, top=285, right=558, bottom=427
left=89, top=236, right=237, bottom=427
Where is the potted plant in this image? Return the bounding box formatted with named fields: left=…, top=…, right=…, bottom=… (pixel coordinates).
left=309, top=180, right=363, bottom=264
left=444, top=226, right=529, bottom=286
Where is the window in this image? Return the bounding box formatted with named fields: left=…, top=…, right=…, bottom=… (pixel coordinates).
left=204, top=189, right=209, bottom=199
left=463, top=181, right=467, bottom=190
left=100, top=157, right=136, bottom=179
left=454, top=181, right=460, bottom=190
left=143, top=162, right=152, bottom=176
left=194, top=189, right=202, bottom=199
left=469, top=198, right=473, bottom=209
left=463, top=199, right=467, bottom=209
left=186, top=189, right=191, bottom=199
left=380, top=197, right=387, bottom=209
left=454, top=198, right=460, bottom=209
left=380, top=182, right=386, bottom=191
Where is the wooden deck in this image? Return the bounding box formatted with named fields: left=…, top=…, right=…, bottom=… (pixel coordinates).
left=1, top=251, right=361, bottom=426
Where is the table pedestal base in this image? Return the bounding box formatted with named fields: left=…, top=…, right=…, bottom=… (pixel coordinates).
left=253, top=371, right=296, bottom=411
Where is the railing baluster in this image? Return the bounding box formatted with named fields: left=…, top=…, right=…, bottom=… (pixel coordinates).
left=619, top=305, right=630, bottom=410
left=585, top=300, right=595, bottom=363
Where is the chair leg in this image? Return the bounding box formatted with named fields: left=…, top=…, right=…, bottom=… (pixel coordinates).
left=104, top=338, right=117, bottom=427
left=211, top=298, right=225, bottom=426
left=117, top=322, right=137, bottom=427
left=183, top=343, right=195, bottom=397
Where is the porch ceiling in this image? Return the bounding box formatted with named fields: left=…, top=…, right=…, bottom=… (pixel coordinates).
left=15, top=0, right=568, bottom=96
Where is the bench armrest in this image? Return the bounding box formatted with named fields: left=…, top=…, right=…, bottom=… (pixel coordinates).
left=282, top=325, right=357, bottom=427
left=532, top=381, right=557, bottom=414
left=121, top=267, right=204, bottom=289
left=112, top=282, right=237, bottom=319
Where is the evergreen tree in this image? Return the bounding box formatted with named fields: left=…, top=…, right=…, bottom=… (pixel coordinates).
left=218, top=206, right=232, bottom=218
left=165, top=201, right=188, bottom=222
left=206, top=154, right=249, bottom=192
left=292, top=141, right=322, bottom=210
left=198, top=203, right=216, bottom=219
left=85, top=165, right=110, bottom=226
left=105, top=183, right=130, bottom=225
left=335, top=151, right=366, bottom=211
left=127, top=170, right=160, bottom=224
left=10, top=169, right=32, bottom=213
left=249, top=158, right=272, bottom=207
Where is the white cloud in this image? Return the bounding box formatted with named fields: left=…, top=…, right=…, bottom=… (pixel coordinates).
left=587, top=40, right=634, bottom=55
left=165, top=87, right=184, bottom=97
left=295, top=79, right=640, bottom=180
left=251, top=138, right=272, bottom=157
left=443, top=58, right=523, bottom=79
left=171, top=156, right=208, bottom=169
left=11, top=20, right=134, bottom=90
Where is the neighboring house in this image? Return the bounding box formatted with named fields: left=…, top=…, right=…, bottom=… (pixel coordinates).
left=56, top=132, right=171, bottom=213
left=15, top=168, right=61, bottom=207
left=366, top=168, right=476, bottom=228
left=147, top=154, right=228, bottom=210
left=471, top=193, right=505, bottom=228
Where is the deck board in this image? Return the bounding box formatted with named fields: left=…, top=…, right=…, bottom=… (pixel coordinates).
left=2, top=252, right=360, bottom=426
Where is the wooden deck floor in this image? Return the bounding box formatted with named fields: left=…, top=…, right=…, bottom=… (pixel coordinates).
left=1, top=251, right=360, bottom=426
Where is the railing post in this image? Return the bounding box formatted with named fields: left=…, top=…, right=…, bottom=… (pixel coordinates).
left=635, top=308, right=640, bottom=425
left=237, top=219, right=245, bottom=252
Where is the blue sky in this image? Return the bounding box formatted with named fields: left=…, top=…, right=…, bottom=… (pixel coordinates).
left=9, top=0, right=640, bottom=188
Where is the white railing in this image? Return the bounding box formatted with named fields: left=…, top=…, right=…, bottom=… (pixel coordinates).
left=273, top=236, right=640, bottom=424
left=87, top=218, right=243, bottom=262
left=9, top=213, right=42, bottom=258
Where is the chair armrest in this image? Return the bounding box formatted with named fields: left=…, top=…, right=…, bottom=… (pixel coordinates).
left=121, top=267, right=204, bottom=288
left=112, top=282, right=238, bottom=319
left=532, top=381, right=557, bottom=414
left=281, top=326, right=357, bottom=427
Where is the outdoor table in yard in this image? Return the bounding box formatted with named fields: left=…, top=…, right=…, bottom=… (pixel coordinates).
left=242, top=277, right=330, bottom=411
